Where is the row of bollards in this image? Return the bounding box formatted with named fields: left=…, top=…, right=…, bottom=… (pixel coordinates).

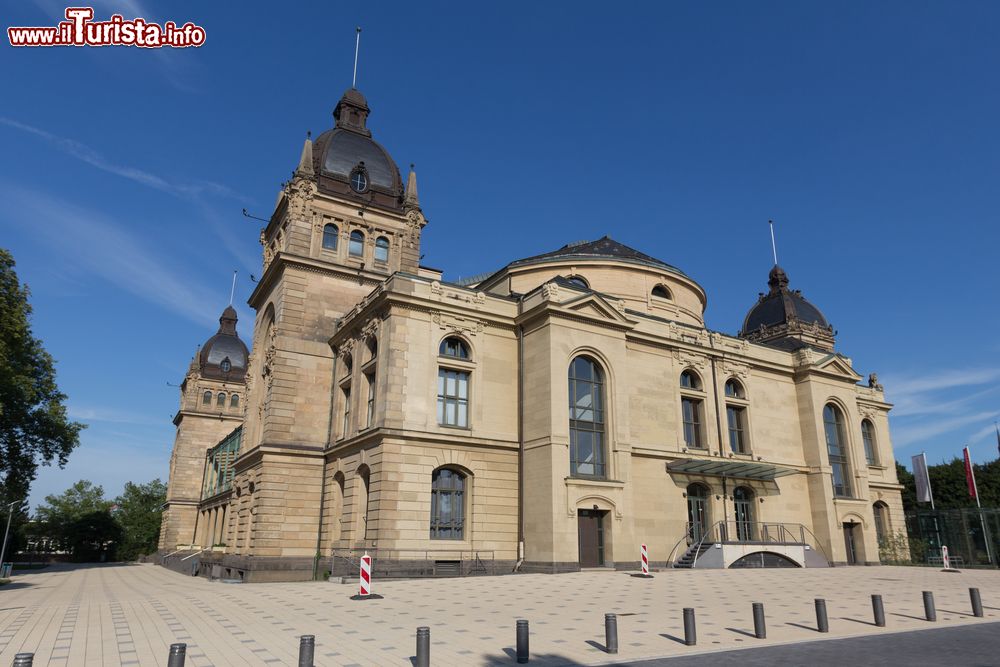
left=8, top=586, right=991, bottom=666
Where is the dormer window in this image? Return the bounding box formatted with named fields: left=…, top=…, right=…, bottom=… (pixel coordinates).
left=652, top=285, right=672, bottom=300
left=350, top=165, right=369, bottom=193
left=565, top=275, right=589, bottom=289
left=220, top=358, right=231, bottom=373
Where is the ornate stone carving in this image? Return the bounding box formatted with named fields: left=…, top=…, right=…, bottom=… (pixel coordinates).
left=722, top=361, right=751, bottom=380
left=673, top=349, right=708, bottom=370
left=430, top=280, right=442, bottom=296
left=867, top=373, right=884, bottom=391
left=432, top=311, right=483, bottom=336
left=541, top=282, right=560, bottom=300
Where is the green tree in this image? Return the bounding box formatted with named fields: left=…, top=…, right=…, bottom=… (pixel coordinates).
left=114, top=479, right=166, bottom=561
left=896, top=461, right=916, bottom=511
left=0, top=248, right=85, bottom=507
left=34, top=480, right=120, bottom=561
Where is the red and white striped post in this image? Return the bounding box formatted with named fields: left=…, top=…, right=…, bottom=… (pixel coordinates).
left=359, top=551, right=372, bottom=596
left=641, top=544, right=649, bottom=575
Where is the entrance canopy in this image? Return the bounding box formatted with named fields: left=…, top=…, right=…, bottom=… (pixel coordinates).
left=667, top=458, right=799, bottom=481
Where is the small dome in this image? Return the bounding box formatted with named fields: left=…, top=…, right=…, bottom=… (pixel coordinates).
left=310, top=88, right=403, bottom=207
left=740, top=266, right=834, bottom=351
left=199, top=306, right=249, bottom=382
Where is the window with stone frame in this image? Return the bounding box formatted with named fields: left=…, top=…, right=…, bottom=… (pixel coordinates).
left=824, top=403, right=852, bottom=498
left=569, top=356, right=607, bottom=478
left=680, top=370, right=705, bottom=449
left=322, top=223, right=339, bottom=251
left=861, top=419, right=878, bottom=466
left=430, top=467, right=466, bottom=539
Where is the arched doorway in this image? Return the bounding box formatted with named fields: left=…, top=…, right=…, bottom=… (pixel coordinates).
left=733, top=486, right=755, bottom=541
left=687, top=483, right=710, bottom=542
left=843, top=521, right=862, bottom=565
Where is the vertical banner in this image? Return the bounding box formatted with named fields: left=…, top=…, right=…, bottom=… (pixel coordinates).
left=912, top=453, right=932, bottom=504
left=964, top=447, right=978, bottom=500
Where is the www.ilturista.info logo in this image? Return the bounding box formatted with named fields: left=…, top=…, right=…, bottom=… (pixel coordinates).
left=8, top=7, right=206, bottom=48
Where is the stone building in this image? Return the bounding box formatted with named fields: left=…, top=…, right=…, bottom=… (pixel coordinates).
left=159, top=87, right=905, bottom=581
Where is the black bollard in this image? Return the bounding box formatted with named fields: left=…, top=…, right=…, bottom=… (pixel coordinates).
left=167, top=643, right=186, bottom=667
left=871, top=595, right=885, bottom=627
left=752, top=602, right=766, bottom=639
left=516, top=619, right=529, bottom=663
left=815, top=598, right=829, bottom=633
left=415, top=627, right=430, bottom=667
left=923, top=591, right=936, bottom=622
left=605, top=613, right=619, bottom=654
left=298, top=635, right=315, bottom=667
left=970, top=588, right=984, bottom=618
left=12, top=654, right=34, bottom=667
left=683, top=607, right=697, bottom=646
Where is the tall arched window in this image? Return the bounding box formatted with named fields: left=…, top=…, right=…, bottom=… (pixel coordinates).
left=374, top=236, right=389, bottom=263
left=680, top=370, right=704, bottom=448
left=873, top=501, right=890, bottom=548
left=823, top=404, right=852, bottom=498
left=202, top=390, right=212, bottom=405
left=438, top=336, right=470, bottom=428
left=861, top=419, right=878, bottom=466
left=569, top=356, right=606, bottom=478
left=216, top=392, right=226, bottom=407
left=430, top=468, right=466, bottom=539
left=725, top=378, right=749, bottom=454
left=322, top=223, right=338, bottom=250
left=733, top=486, right=755, bottom=540
left=230, top=394, right=240, bottom=409
left=357, top=465, right=371, bottom=540
left=349, top=230, right=364, bottom=257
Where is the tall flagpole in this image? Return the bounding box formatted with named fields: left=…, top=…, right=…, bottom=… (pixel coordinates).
left=966, top=445, right=992, bottom=565
left=352, top=27, right=362, bottom=88
left=768, top=219, right=778, bottom=266
left=923, top=452, right=935, bottom=510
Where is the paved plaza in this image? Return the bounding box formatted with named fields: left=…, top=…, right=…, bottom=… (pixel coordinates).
left=1, top=563, right=999, bottom=666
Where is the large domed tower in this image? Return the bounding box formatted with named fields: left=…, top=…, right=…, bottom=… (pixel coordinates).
left=739, top=265, right=835, bottom=351
left=225, top=87, right=426, bottom=566
left=159, top=306, right=249, bottom=550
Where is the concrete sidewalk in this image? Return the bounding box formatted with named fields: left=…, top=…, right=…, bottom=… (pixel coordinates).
left=1, top=563, right=998, bottom=666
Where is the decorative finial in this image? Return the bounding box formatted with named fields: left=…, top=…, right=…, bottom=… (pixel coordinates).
left=307, top=130, right=311, bottom=139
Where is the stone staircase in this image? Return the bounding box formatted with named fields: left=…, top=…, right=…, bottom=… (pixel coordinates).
left=673, top=542, right=713, bottom=569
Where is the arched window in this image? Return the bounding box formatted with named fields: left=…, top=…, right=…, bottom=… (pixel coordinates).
left=374, top=236, right=389, bottom=263
left=216, top=392, right=226, bottom=407
left=565, top=275, right=589, bottom=289
left=686, top=483, right=710, bottom=542
left=651, top=285, right=672, bottom=299
left=724, top=379, right=745, bottom=399
left=680, top=370, right=702, bottom=390
left=873, top=501, right=890, bottom=547
left=823, top=404, right=852, bottom=498
left=861, top=419, right=878, bottom=466
left=439, top=336, right=469, bottom=359
left=430, top=468, right=466, bottom=539
left=220, top=358, right=231, bottom=373
left=680, top=370, right=704, bottom=449
left=202, top=390, right=212, bottom=405
left=230, top=394, right=240, bottom=408
left=342, top=353, right=353, bottom=377
left=733, top=486, right=755, bottom=540
left=568, top=356, right=606, bottom=478
left=357, top=465, right=371, bottom=540
left=366, top=336, right=378, bottom=361
left=349, top=230, right=364, bottom=257
left=322, top=223, right=338, bottom=250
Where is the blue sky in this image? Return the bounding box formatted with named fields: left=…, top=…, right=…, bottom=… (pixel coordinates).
left=2, top=1, right=999, bottom=508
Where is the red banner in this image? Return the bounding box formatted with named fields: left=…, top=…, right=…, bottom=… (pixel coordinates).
left=964, top=447, right=978, bottom=499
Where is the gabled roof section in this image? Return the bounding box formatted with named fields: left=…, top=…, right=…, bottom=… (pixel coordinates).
left=510, top=236, right=687, bottom=276
left=560, top=291, right=633, bottom=324
left=809, top=353, right=863, bottom=382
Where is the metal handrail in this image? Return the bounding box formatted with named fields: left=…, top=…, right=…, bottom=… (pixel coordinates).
left=689, top=521, right=722, bottom=569
left=669, top=521, right=832, bottom=568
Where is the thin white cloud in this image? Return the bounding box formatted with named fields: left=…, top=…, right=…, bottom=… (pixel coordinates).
left=1, top=185, right=223, bottom=327
left=892, top=411, right=997, bottom=451
left=0, top=117, right=239, bottom=201
left=68, top=405, right=164, bottom=426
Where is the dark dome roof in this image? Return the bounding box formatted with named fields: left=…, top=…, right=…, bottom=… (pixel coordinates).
left=509, top=236, right=687, bottom=276
left=740, top=266, right=834, bottom=351
left=310, top=88, right=403, bottom=207
left=199, top=306, right=249, bottom=382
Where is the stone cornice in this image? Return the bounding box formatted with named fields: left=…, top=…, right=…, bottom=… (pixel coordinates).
left=248, top=253, right=387, bottom=309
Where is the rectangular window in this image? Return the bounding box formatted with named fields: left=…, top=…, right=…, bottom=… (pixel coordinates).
left=682, top=397, right=703, bottom=448
left=365, top=371, right=376, bottom=428
left=830, top=458, right=851, bottom=497
left=437, top=369, right=469, bottom=427
left=727, top=405, right=747, bottom=454
left=341, top=386, right=351, bottom=438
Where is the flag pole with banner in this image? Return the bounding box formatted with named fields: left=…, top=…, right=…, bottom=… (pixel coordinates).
left=964, top=445, right=993, bottom=565
left=913, top=452, right=934, bottom=509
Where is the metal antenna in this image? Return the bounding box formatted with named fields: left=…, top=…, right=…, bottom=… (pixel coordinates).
left=352, top=27, right=362, bottom=88
left=229, top=270, right=237, bottom=306
left=768, top=219, right=779, bottom=266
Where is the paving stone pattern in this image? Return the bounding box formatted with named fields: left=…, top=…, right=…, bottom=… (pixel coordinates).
left=1, top=564, right=999, bottom=665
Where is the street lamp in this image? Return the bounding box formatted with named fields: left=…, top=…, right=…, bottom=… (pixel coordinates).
left=0, top=500, right=20, bottom=574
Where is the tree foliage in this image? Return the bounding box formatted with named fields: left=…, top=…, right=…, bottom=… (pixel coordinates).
left=114, top=479, right=166, bottom=560
left=0, top=248, right=85, bottom=506
left=899, top=454, right=1000, bottom=511
left=30, top=480, right=120, bottom=561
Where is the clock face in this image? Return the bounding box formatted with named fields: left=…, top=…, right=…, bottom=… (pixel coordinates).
left=350, top=170, right=369, bottom=193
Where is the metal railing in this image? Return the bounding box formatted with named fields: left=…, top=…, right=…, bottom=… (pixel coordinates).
left=668, top=521, right=832, bottom=567
left=328, top=548, right=496, bottom=578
